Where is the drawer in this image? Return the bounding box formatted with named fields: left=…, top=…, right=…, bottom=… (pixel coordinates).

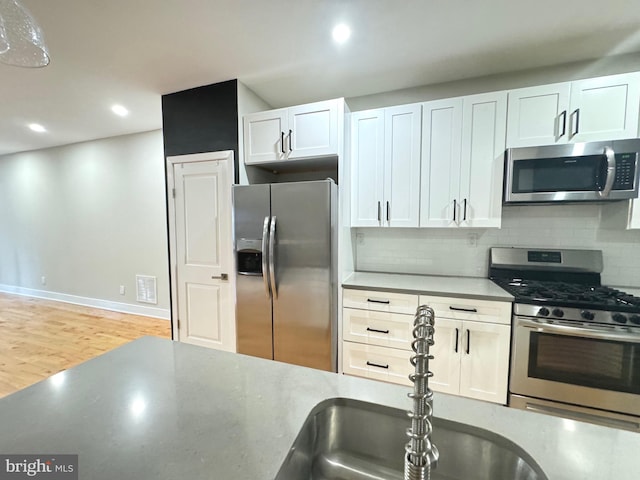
left=418, top=295, right=512, bottom=325
left=342, top=342, right=412, bottom=387
left=343, top=308, right=413, bottom=350
left=343, top=288, right=419, bottom=314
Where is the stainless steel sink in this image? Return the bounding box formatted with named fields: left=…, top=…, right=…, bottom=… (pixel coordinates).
left=275, top=398, right=548, bottom=480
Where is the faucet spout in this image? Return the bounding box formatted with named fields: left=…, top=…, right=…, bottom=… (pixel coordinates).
left=405, top=305, right=439, bottom=480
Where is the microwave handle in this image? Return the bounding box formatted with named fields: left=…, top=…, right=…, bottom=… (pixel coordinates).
left=598, top=146, right=616, bottom=198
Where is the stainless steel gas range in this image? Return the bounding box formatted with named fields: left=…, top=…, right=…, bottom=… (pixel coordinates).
left=490, top=247, right=640, bottom=431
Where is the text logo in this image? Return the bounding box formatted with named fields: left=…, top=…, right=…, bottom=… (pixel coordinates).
left=0, top=456, right=77, bottom=480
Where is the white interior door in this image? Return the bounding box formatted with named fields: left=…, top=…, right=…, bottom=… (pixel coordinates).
left=171, top=156, right=235, bottom=351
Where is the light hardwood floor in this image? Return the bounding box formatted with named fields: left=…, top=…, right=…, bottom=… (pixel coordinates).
left=0, top=292, right=171, bottom=398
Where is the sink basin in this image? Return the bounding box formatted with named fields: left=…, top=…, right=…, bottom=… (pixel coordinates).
left=275, top=398, right=548, bottom=480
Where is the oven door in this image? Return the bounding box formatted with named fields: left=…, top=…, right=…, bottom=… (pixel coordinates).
left=511, top=316, right=640, bottom=417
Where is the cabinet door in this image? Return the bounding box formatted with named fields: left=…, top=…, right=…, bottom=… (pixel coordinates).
left=506, top=83, right=570, bottom=148
left=569, top=73, right=640, bottom=143
left=420, top=98, right=463, bottom=227
left=459, top=92, right=507, bottom=228
left=384, top=104, right=422, bottom=227
left=288, top=99, right=339, bottom=159
left=459, top=322, right=510, bottom=404
left=243, top=109, right=288, bottom=164
left=430, top=318, right=462, bottom=395
left=350, top=110, right=385, bottom=227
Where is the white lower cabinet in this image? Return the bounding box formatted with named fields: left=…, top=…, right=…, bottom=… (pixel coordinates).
left=422, top=295, right=511, bottom=404
left=342, top=288, right=417, bottom=387
left=341, top=288, right=512, bottom=404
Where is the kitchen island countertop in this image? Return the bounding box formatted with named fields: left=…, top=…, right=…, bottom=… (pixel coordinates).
left=343, top=271, right=514, bottom=301
left=0, top=336, right=637, bottom=480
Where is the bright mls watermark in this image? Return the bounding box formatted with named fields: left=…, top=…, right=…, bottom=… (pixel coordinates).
left=0, top=456, right=77, bottom=480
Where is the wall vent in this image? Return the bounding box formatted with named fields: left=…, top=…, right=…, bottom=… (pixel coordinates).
left=136, top=275, right=158, bottom=304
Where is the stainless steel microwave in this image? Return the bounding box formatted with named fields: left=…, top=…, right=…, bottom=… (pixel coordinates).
left=504, top=139, right=640, bottom=203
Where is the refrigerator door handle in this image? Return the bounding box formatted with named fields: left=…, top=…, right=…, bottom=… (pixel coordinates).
left=268, top=216, right=278, bottom=298
left=261, top=216, right=271, bottom=299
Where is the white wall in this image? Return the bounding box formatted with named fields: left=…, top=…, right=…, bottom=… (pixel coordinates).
left=0, top=130, right=170, bottom=318
left=355, top=203, right=640, bottom=288
left=347, top=52, right=640, bottom=111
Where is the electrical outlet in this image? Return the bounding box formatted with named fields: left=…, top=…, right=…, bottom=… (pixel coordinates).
left=119, top=285, right=126, bottom=295
left=40, top=276, right=46, bottom=285
left=468, top=233, right=478, bottom=247
left=356, top=233, right=365, bottom=245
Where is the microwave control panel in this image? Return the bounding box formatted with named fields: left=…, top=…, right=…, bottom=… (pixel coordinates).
left=613, top=153, right=638, bottom=190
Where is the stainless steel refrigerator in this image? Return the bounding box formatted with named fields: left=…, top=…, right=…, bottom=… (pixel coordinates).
left=233, top=180, right=338, bottom=372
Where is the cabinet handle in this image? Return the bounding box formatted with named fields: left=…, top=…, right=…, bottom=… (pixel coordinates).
left=288, top=129, right=293, bottom=152
left=449, top=306, right=478, bottom=313
left=280, top=131, right=285, bottom=154
left=367, top=298, right=390, bottom=304
left=559, top=110, right=567, bottom=138
left=454, top=328, right=459, bottom=353
left=466, top=329, right=471, bottom=355
left=453, top=199, right=457, bottom=222
left=386, top=201, right=390, bottom=222
left=367, top=361, right=389, bottom=369
left=367, top=327, right=390, bottom=334
left=572, top=108, right=580, bottom=137
left=463, top=198, right=467, bottom=221
left=377, top=201, right=381, bottom=222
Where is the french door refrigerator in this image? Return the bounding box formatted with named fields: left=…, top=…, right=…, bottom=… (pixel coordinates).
left=233, top=179, right=338, bottom=372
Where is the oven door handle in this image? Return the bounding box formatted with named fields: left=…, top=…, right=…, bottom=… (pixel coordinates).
left=518, top=317, right=640, bottom=343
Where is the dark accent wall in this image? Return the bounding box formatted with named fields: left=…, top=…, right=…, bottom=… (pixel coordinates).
left=161, top=79, right=240, bottom=330
left=161, top=78, right=239, bottom=182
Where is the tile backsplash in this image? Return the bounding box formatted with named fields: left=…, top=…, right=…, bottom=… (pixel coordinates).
left=355, top=203, right=640, bottom=288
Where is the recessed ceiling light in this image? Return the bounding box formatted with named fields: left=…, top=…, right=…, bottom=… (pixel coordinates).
left=332, top=24, right=351, bottom=44
left=111, top=104, right=129, bottom=117
left=28, top=123, right=46, bottom=133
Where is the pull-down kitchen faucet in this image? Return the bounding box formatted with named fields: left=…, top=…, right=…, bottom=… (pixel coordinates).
left=405, top=305, right=439, bottom=480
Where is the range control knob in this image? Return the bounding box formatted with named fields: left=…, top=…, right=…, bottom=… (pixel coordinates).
left=552, top=308, right=564, bottom=318
left=580, top=310, right=595, bottom=321
left=538, top=307, right=550, bottom=317
left=630, top=315, right=640, bottom=325
left=612, top=313, right=628, bottom=324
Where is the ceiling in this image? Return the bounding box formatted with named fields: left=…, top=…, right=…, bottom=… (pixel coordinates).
left=2, top=0, right=640, bottom=156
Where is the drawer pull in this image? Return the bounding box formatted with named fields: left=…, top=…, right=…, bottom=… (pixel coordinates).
left=449, top=306, right=478, bottom=313
left=366, top=327, right=390, bottom=334
left=366, top=361, right=389, bottom=369
left=367, top=299, right=390, bottom=304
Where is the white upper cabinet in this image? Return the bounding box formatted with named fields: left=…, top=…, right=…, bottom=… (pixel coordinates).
left=351, top=110, right=385, bottom=227
left=507, top=72, right=640, bottom=148
left=244, top=109, right=288, bottom=164
left=244, top=99, right=341, bottom=165
left=420, top=98, right=463, bottom=227
left=506, top=83, right=570, bottom=148
left=569, top=74, right=640, bottom=143
left=459, top=92, right=507, bottom=228
left=384, top=105, right=422, bottom=228
left=421, top=92, right=506, bottom=228
left=287, top=100, right=340, bottom=159
left=351, top=104, right=421, bottom=228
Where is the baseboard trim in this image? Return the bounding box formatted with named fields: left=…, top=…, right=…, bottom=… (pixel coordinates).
left=0, top=284, right=170, bottom=320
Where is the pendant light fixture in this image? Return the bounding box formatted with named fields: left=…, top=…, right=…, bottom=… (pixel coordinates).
left=0, top=0, right=50, bottom=67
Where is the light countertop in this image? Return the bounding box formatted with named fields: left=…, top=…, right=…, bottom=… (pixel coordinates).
left=342, top=271, right=514, bottom=302
left=1, top=336, right=638, bottom=480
